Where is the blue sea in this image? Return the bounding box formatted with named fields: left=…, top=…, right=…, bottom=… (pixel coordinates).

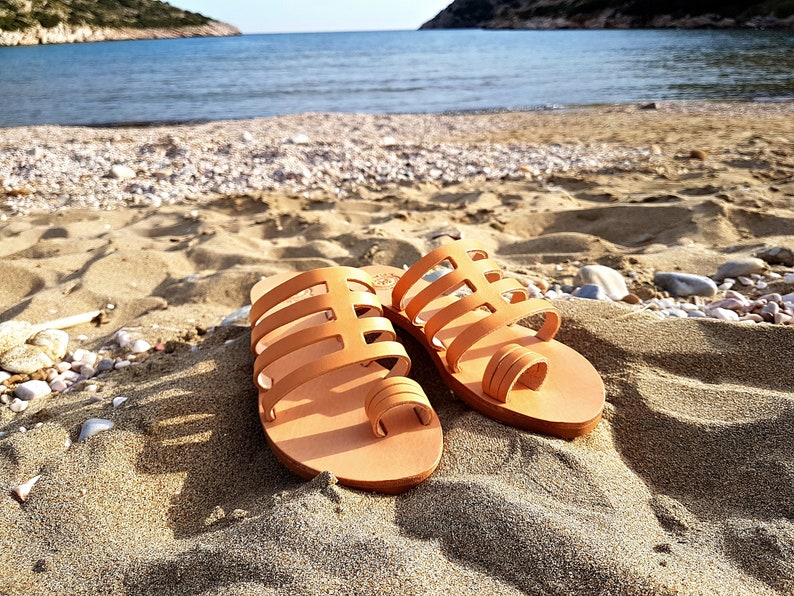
left=1, top=29, right=793, bottom=127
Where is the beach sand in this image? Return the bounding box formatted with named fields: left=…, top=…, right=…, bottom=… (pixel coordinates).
left=1, top=103, right=793, bottom=594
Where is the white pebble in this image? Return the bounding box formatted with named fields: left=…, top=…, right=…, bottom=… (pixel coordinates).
left=0, top=371, right=10, bottom=383
left=114, top=360, right=131, bottom=369
left=10, top=398, right=29, bottom=413
left=115, top=330, right=131, bottom=348
left=49, top=379, right=68, bottom=392
left=15, top=380, right=52, bottom=400
left=785, top=273, right=794, bottom=284
left=737, top=276, right=754, bottom=286
left=131, top=339, right=151, bottom=353
left=756, top=281, right=768, bottom=290
left=71, top=348, right=97, bottom=367
left=57, top=361, right=72, bottom=372
left=84, top=384, right=98, bottom=393
left=711, top=308, right=740, bottom=321
left=78, top=418, right=114, bottom=442
left=112, top=396, right=128, bottom=408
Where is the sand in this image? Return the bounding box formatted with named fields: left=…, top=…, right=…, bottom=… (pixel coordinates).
left=1, top=103, right=793, bottom=595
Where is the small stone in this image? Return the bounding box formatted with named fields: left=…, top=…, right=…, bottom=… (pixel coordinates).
left=291, top=134, right=310, bottom=145
left=131, top=339, right=151, bottom=354
left=380, top=136, right=398, bottom=147
left=56, top=361, right=72, bottom=373
left=785, top=273, right=794, bottom=284
left=761, top=302, right=780, bottom=321
left=49, top=379, right=68, bottom=392
left=96, top=358, right=115, bottom=372
left=711, top=308, right=740, bottom=321
left=71, top=349, right=97, bottom=367
left=741, top=314, right=764, bottom=323
left=241, top=131, right=254, bottom=143
left=653, top=272, right=718, bottom=297
left=0, top=320, right=33, bottom=354
left=112, top=396, right=128, bottom=408
left=574, top=284, right=607, bottom=300
left=573, top=265, right=628, bottom=300
left=110, top=164, right=136, bottom=179
left=714, top=258, right=768, bottom=281
left=115, top=331, right=131, bottom=348
left=737, top=276, right=754, bottom=286
left=12, top=474, right=41, bottom=502
left=664, top=308, right=689, bottom=318
left=80, top=365, right=96, bottom=379
left=27, top=329, right=69, bottom=361
left=10, top=398, right=29, bottom=412
left=0, top=371, right=11, bottom=383
left=755, top=246, right=794, bottom=266
left=776, top=312, right=792, bottom=325
left=78, top=418, right=114, bottom=442
left=15, top=380, right=52, bottom=400
left=687, top=310, right=707, bottom=318
left=756, top=281, right=768, bottom=290
left=689, top=149, right=708, bottom=160
left=114, top=360, right=131, bottom=369
left=621, top=293, right=642, bottom=305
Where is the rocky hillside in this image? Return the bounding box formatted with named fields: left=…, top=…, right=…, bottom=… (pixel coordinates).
left=421, top=0, right=794, bottom=29
left=0, top=0, right=240, bottom=45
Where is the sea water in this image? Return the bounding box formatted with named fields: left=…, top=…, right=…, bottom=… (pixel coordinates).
left=0, top=28, right=793, bottom=127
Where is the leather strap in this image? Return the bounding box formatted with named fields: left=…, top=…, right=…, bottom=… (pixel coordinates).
left=482, top=343, right=549, bottom=402
left=250, top=267, right=414, bottom=428
left=364, top=377, right=434, bottom=437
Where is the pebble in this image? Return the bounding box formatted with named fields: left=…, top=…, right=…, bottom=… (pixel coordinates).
left=0, top=345, right=54, bottom=374
left=71, top=348, right=97, bottom=367
left=573, top=265, right=628, bottom=300
left=115, top=330, right=132, bottom=348
left=49, top=379, right=68, bottom=392
left=785, top=273, right=794, bottom=284
left=574, top=284, right=607, bottom=300
left=96, top=358, right=115, bottom=372
left=131, top=339, right=151, bottom=354
left=110, top=164, right=136, bottom=179
left=714, top=258, right=768, bottom=281
left=0, top=371, right=10, bottom=383
left=15, top=379, right=52, bottom=400
left=687, top=310, right=708, bottom=318
left=653, top=272, right=717, bottom=297
left=0, top=319, right=33, bottom=354
left=78, top=418, right=114, bottom=441
left=756, top=245, right=794, bottom=266
left=12, top=474, right=41, bottom=502
left=291, top=134, right=310, bottom=145
left=737, top=276, right=754, bottom=286
left=27, top=329, right=69, bottom=361
left=241, top=131, right=253, bottom=143
left=710, top=308, right=740, bottom=321
left=9, top=398, right=29, bottom=412
left=112, top=396, right=128, bottom=408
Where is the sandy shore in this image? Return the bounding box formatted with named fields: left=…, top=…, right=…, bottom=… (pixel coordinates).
left=1, top=102, right=793, bottom=594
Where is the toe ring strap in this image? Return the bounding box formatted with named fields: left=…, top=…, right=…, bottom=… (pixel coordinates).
left=365, top=377, right=434, bottom=438
left=483, top=343, right=549, bottom=403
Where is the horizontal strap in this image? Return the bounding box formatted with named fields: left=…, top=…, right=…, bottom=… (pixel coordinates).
left=446, top=299, right=561, bottom=372
left=258, top=339, right=411, bottom=422
left=249, top=266, right=375, bottom=326
left=392, top=239, right=489, bottom=311
left=423, top=277, right=528, bottom=350
left=364, top=377, right=434, bottom=438
left=250, top=291, right=381, bottom=355
left=254, top=315, right=396, bottom=387
left=482, top=343, right=549, bottom=403
left=404, top=258, right=503, bottom=326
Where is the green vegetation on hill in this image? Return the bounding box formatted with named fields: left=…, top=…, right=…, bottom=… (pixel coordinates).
left=422, top=0, right=794, bottom=28
left=0, top=0, right=212, bottom=32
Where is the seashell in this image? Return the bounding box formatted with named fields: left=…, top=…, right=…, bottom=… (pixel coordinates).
left=0, top=344, right=53, bottom=374
left=12, top=474, right=41, bottom=502
left=78, top=418, right=114, bottom=442
left=27, top=329, right=69, bottom=362
left=0, top=320, right=33, bottom=354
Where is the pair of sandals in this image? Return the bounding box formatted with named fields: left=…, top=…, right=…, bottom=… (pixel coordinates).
left=249, top=239, right=605, bottom=494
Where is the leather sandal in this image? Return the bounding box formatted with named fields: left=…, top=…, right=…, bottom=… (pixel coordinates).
left=363, top=240, right=604, bottom=439
left=249, top=266, right=443, bottom=493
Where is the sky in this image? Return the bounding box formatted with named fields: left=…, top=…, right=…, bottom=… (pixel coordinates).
left=173, top=1, right=454, bottom=34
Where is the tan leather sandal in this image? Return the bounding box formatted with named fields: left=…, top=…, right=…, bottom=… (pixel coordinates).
left=363, top=239, right=604, bottom=439
left=249, top=266, right=443, bottom=493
